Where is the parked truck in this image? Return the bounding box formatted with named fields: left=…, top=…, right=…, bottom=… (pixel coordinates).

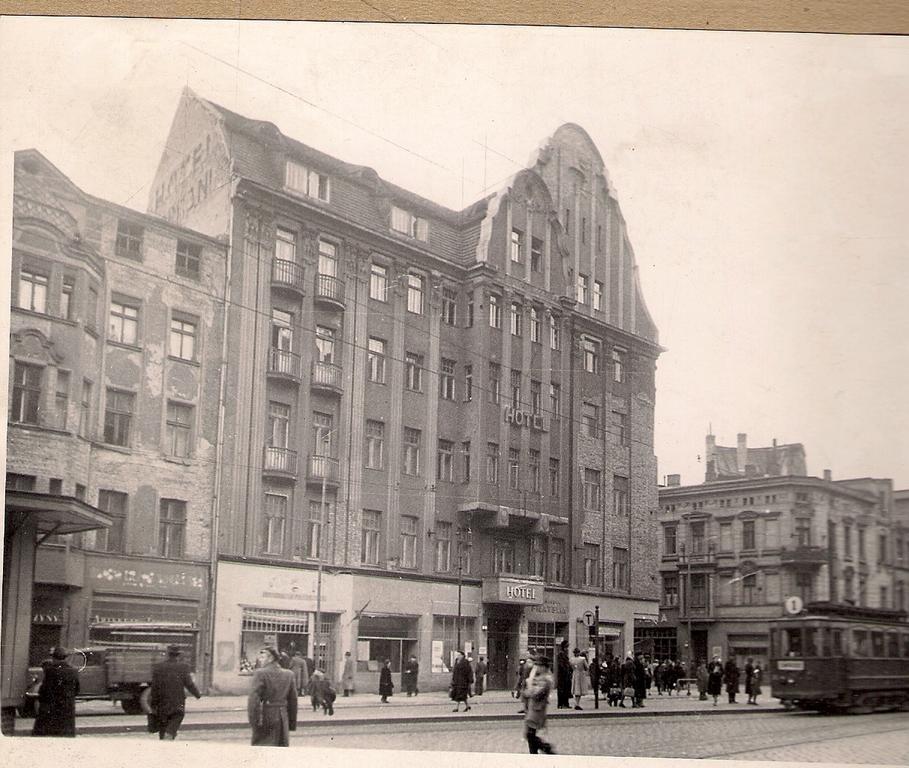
left=21, top=622, right=198, bottom=716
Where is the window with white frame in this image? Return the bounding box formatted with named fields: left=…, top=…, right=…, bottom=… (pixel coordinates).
left=508, top=447, right=520, bottom=490
left=550, top=314, right=561, bottom=350
left=169, top=314, right=197, bottom=360
left=407, top=273, right=425, bottom=314
left=612, top=547, right=629, bottom=589
left=275, top=227, right=296, bottom=262
left=305, top=500, right=331, bottom=559
left=90, top=489, right=127, bottom=553
left=510, top=229, right=523, bottom=262
left=391, top=206, right=428, bottom=241
left=530, top=380, right=541, bottom=414
left=166, top=401, right=193, bottom=458
left=175, top=240, right=201, bottom=279
left=664, top=525, right=677, bottom=556
left=593, top=280, right=603, bottom=311
left=365, top=420, right=385, bottom=470
left=488, top=294, right=502, bottom=329
left=60, top=276, right=75, bottom=320
left=488, top=362, right=501, bottom=404
left=612, top=348, right=626, bottom=383
left=18, top=269, right=48, bottom=313
left=441, top=287, right=457, bottom=326
left=315, top=325, right=335, bottom=363
left=53, top=370, right=68, bottom=428
left=583, top=543, right=600, bottom=587
left=435, top=521, right=452, bottom=572
left=285, top=160, right=330, bottom=201
left=361, top=510, right=382, bottom=565
left=529, top=449, right=541, bottom=493
left=318, top=239, right=338, bottom=277
left=11, top=362, right=42, bottom=424
left=267, top=401, right=291, bottom=448
left=367, top=337, right=386, bottom=383
left=577, top=274, right=589, bottom=305
left=549, top=382, right=561, bottom=419
left=461, top=441, right=471, bottom=483
left=109, top=299, right=140, bottom=345
left=437, top=439, right=454, bottom=482
left=115, top=219, right=144, bottom=260
left=403, top=427, right=421, bottom=476
left=613, top=475, right=629, bottom=516
left=312, top=411, right=333, bottom=456
left=486, top=442, right=499, bottom=484
left=583, top=468, right=601, bottom=510
left=611, top=409, right=628, bottom=445
left=264, top=493, right=287, bottom=555
left=550, top=538, right=565, bottom=582
left=440, top=358, right=456, bottom=400
left=464, top=364, right=473, bottom=402
left=582, top=337, right=600, bottom=373
left=104, top=389, right=134, bottom=446
left=404, top=351, right=423, bottom=392
left=369, top=263, right=388, bottom=301
left=582, top=402, right=599, bottom=438
left=159, top=498, right=187, bottom=558
left=530, top=237, right=543, bottom=272
left=494, top=539, right=515, bottom=574
left=510, top=302, right=522, bottom=336
left=400, top=516, right=418, bottom=568
left=510, top=370, right=522, bottom=409
left=530, top=307, right=541, bottom=343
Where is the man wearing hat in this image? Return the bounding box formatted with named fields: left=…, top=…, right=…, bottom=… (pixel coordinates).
left=32, top=647, right=80, bottom=737
left=248, top=647, right=298, bottom=746
left=522, top=654, right=555, bottom=754
left=149, top=644, right=202, bottom=740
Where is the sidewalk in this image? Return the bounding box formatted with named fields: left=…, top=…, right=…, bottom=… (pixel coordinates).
left=13, top=689, right=784, bottom=735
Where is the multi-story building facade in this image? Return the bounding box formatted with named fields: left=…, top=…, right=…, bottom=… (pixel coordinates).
left=655, top=433, right=902, bottom=670
left=148, top=88, right=662, bottom=692
left=7, top=150, right=228, bottom=672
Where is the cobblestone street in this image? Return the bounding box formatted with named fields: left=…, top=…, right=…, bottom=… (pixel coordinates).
left=86, top=711, right=909, bottom=763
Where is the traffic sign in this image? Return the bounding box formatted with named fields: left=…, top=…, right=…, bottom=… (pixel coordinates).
left=784, top=595, right=804, bottom=615
left=583, top=610, right=595, bottom=627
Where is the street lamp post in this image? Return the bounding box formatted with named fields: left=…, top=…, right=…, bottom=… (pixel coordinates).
left=314, top=471, right=327, bottom=671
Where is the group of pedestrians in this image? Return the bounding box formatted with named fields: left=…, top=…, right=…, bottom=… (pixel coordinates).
left=702, top=655, right=761, bottom=705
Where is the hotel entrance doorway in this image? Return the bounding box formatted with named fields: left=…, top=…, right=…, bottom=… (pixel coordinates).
left=486, top=605, right=521, bottom=690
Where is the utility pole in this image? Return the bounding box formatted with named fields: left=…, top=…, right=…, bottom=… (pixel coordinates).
left=314, top=470, right=327, bottom=671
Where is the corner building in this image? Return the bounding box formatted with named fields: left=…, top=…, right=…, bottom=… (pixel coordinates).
left=149, top=89, right=662, bottom=693
left=7, top=150, right=227, bottom=676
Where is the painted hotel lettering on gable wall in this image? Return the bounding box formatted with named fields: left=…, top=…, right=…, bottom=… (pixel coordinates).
left=503, top=405, right=547, bottom=432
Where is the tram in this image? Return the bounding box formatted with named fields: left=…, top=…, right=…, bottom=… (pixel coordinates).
left=769, top=602, right=909, bottom=713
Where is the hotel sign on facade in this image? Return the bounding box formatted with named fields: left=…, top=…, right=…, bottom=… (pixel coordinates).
left=503, top=406, right=547, bottom=432
left=482, top=577, right=545, bottom=605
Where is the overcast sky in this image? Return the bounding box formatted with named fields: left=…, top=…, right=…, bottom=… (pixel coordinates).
left=2, top=17, right=907, bottom=488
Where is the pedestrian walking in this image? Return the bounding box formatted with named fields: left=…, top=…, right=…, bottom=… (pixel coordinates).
left=290, top=651, right=309, bottom=696
left=341, top=651, right=355, bottom=696
left=247, top=647, right=298, bottom=747
left=556, top=640, right=572, bottom=709
left=309, top=667, right=326, bottom=711
left=403, top=654, right=419, bottom=696
left=475, top=656, right=487, bottom=695
left=379, top=658, right=394, bottom=703
left=748, top=663, right=762, bottom=705
left=632, top=652, right=648, bottom=708
left=522, top=655, right=555, bottom=755
left=569, top=648, right=588, bottom=710
left=32, top=647, right=79, bottom=737
left=663, top=659, right=677, bottom=695
left=744, top=657, right=754, bottom=702
left=654, top=659, right=664, bottom=695
left=450, top=650, right=473, bottom=712
left=148, top=644, right=202, bottom=741
left=724, top=657, right=740, bottom=703
left=696, top=659, right=709, bottom=701
left=620, top=651, right=636, bottom=708
left=707, top=656, right=723, bottom=706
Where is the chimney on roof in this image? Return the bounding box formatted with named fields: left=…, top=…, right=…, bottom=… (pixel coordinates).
left=737, top=433, right=748, bottom=474
left=667, top=474, right=681, bottom=487
left=823, top=469, right=832, bottom=482
left=772, top=438, right=777, bottom=448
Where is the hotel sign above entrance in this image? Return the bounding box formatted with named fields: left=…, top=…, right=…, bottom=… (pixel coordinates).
left=482, top=577, right=545, bottom=606
left=503, top=406, right=547, bottom=432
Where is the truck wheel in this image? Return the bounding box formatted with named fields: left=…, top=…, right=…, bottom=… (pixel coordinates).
left=121, top=697, right=144, bottom=715
left=139, top=688, right=153, bottom=714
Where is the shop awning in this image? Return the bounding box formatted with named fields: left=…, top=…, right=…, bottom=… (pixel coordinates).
left=5, top=491, right=111, bottom=536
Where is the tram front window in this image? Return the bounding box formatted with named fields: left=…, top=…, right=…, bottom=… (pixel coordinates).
left=781, top=627, right=803, bottom=656
left=852, top=629, right=868, bottom=657
left=804, top=628, right=823, bottom=656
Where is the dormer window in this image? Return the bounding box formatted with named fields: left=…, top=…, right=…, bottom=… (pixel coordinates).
left=391, top=206, right=429, bottom=242
left=285, top=160, right=330, bottom=202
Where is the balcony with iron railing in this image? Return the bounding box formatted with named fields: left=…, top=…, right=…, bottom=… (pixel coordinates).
left=307, top=453, right=341, bottom=486
left=267, top=347, right=302, bottom=381
left=779, top=544, right=828, bottom=567
left=311, top=360, right=343, bottom=394
left=271, top=258, right=306, bottom=296
left=263, top=445, right=298, bottom=480
left=313, top=273, right=345, bottom=309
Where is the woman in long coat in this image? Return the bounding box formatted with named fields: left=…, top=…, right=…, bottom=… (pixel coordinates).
left=569, top=649, right=588, bottom=710
left=379, top=659, right=394, bottom=703
left=707, top=656, right=724, bottom=706
left=450, top=651, right=473, bottom=712
left=341, top=652, right=354, bottom=696
left=33, top=647, right=80, bottom=737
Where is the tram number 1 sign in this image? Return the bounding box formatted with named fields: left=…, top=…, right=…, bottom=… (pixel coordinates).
left=784, top=596, right=804, bottom=615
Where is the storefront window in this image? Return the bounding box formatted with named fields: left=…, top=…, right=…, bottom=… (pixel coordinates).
left=240, top=608, right=309, bottom=673
left=432, top=615, right=476, bottom=672
left=527, top=621, right=568, bottom=664
left=358, top=615, right=419, bottom=674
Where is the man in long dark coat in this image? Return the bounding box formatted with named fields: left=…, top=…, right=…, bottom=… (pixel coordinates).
left=556, top=641, right=572, bottom=709
left=632, top=652, right=648, bottom=708
left=723, top=656, right=740, bottom=703
left=248, top=647, right=298, bottom=746
left=32, top=647, right=79, bottom=737
left=402, top=654, right=419, bottom=696
left=149, top=644, right=202, bottom=740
